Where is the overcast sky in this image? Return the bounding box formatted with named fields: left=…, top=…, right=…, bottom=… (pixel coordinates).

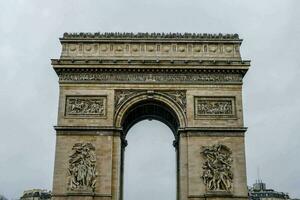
left=0, top=0, right=300, bottom=199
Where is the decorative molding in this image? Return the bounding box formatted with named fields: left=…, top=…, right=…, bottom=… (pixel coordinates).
left=194, top=97, right=236, bottom=119
left=59, top=33, right=242, bottom=59
left=188, top=195, right=248, bottom=199
left=60, top=43, right=240, bottom=59
left=53, top=193, right=112, bottom=197
left=114, top=90, right=186, bottom=113
left=51, top=59, right=251, bottom=66
left=61, top=32, right=240, bottom=40
left=67, top=143, right=97, bottom=192
left=54, top=126, right=122, bottom=131
left=201, top=144, right=233, bottom=192
left=65, top=96, right=106, bottom=117
left=59, top=72, right=243, bottom=85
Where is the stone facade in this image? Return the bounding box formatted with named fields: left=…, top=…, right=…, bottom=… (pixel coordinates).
left=51, top=32, right=250, bottom=200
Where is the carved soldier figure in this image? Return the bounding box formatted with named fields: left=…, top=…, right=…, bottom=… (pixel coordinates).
left=201, top=144, right=233, bottom=192
left=67, top=143, right=97, bottom=191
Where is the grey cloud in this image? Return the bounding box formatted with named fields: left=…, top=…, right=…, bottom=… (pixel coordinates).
left=0, top=0, right=299, bottom=199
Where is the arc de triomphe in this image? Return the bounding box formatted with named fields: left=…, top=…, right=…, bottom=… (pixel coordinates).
left=51, top=32, right=250, bottom=200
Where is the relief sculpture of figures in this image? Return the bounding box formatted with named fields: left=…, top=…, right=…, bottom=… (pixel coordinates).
left=165, top=91, right=186, bottom=112
left=66, top=97, right=106, bottom=116
left=201, top=144, right=233, bottom=192
left=197, top=100, right=232, bottom=115
left=67, top=143, right=97, bottom=192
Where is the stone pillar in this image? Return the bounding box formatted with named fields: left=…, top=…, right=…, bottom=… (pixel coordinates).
left=178, top=130, right=248, bottom=200
left=52, top=129, right=122, bottom=200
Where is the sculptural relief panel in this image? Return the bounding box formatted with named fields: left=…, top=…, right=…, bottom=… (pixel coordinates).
left=194, top=97, right=236, bottom=119
left=114, top=90, right=187, bottom=113
left=201, top=144, right=233, bottom=192
left=62, top=43, right=238, bottom=59
left=67, top=143, right=98, bottom=192
left=65, top=96, right=107, bottom=118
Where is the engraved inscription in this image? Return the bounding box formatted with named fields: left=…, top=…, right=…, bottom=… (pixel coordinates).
left=201, top=144, right=233, bottom=192
left=66, top=96, right=106, bottom=117
left=195, top=97, right=235, bottom=118
left=59, top=72, right=242, bottom=84
left=67, top=143, right=97, bottom=192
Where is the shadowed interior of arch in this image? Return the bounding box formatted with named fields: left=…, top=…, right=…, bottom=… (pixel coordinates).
left=121, top=99, right=180, bottom=137
left=123, top=120, right=177, bottom=200
left=120, top=99, right=180, bottom=200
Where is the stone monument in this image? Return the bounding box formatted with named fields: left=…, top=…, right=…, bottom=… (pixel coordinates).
left=51, top=32, right=250, bottom=200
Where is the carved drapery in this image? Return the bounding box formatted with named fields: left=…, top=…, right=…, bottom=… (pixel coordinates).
left=67, top=143, right=97, bottom=192
left=115, top=90, right=186, bottom=113
left=201, top=144, right=233, bottom=192
left=65, top=96, right=106, bottom=117
left=195, top=97, right=235, bottom=118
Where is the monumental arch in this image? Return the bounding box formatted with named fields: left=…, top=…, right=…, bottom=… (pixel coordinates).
left=51, top=32, right=250, bottom=200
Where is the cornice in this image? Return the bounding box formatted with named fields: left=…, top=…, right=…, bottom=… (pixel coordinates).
left=178, top=127, right=247, bottom=137
left=178, top=127, right=247, bottom=132
left=52, top=59, right=249, bottom=77
left=51, top=59, right=250, bottom=67
left=54, top=126, right=122, bottom=131
left=61, top=32, right=242, bottom=42
left=54, top=67, right=248, bottom=75
left=54, top=126, right=247, bottom=137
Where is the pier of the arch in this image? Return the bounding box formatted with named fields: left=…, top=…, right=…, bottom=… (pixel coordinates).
left=51, top=33, right=250, bottom=200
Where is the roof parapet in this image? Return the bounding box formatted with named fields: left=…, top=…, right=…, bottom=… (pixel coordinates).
left=61, top=32, right=241, bottom=41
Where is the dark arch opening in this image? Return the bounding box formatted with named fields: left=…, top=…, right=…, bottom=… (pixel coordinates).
left=121, top=99, right=180, bottom=147
left=120, top=99, right=180, bottom=200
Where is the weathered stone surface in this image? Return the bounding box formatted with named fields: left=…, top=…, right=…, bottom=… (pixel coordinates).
left=67, top=143, right=97, bottom=191
left=59, top=32, right=242, bottom=60
left=201, top=144, right=233, bottom=192
left=195, top=97, right=236, bottom=118
left=51, top=32, right=250, bottom=200
left=65, top=96, right=106, bottom=117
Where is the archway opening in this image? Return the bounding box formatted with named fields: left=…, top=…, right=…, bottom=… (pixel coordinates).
left=123, top=120, right=176, bottom=200
left=119, top=99, right=180, bottom=200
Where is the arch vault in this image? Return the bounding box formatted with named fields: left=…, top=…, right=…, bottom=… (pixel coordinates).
left=51, top=32, right=250, bottom=200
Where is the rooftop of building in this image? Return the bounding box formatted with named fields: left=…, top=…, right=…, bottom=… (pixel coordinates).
left=61, top=32, right=241, bottom=41
left=20, top=189, right=51, bottom=199
left=249, top=181, right=290, bottom=199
